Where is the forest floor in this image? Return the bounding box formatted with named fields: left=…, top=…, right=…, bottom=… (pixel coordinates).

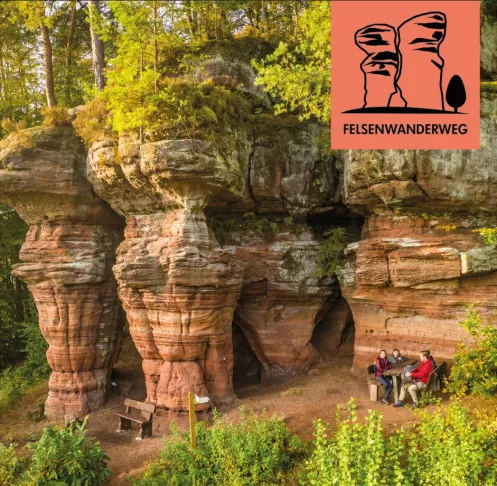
left=0, top=334, right=448, bottom=485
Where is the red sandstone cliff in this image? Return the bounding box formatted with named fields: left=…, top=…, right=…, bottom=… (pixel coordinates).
left=1, top=57, right=496, bottom=421
left=342, top=92, right=497, bottom=368
left=0, top=127, right=123, bottom=421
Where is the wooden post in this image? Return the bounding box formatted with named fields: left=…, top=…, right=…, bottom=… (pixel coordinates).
left=188, top=391, right=196, bottom=449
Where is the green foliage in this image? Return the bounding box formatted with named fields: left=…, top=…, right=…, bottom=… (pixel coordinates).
left=0, top=205, right=37, bottom=371
left=102, top=76, right=251, bottom=144
left=448, top=306, right=497, bottom=397
left=0, top=443, right=23, bottom=486
left=0, top=3, right=44, bottom=138
left=1, top=118, right=27, bottom=135
left=41, top=106, right=72, bottom=128
left=72, top=99, right=110, bottom=145
left=24, top=419, right=110, bottom=486
left=253, top=2, right=330, bottom=123
left=418, top=391, right=442, bottom=407
left=315, top=227, right=347, bottom=279
left=302, top=398, right=497, bottom=486
left=207, top=213, right=307, bottom=246
left=473, top=227, right=497, bottom=245
left=405, top=212, right=430, bottom=221
left=0, top=204, right=48, bottom=412
left=136, top=408, right=305, bottom=486
left=0, top=319, right=49, bottom=411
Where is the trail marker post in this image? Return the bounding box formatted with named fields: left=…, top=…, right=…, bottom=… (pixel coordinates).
left=188, top=392, right=209, bottom=450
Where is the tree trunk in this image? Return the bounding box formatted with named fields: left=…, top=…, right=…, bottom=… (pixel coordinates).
left=88, top=0, right=105, bottom=90
left=65, top=0, right=77, bottom=103
left=0, top=44, right=6, bottom=102
left=261, top=0, right=268, bottom=34
left=153, top=0, right=159, bottom=91
left=66, top=0, right=76, bottom=68
left=40, top=18, right=57, bottom=107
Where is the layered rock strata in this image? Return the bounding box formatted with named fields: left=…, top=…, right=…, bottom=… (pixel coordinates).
left=225, top=229, right=340, bottom=383
left=342, top=92, right=497, bottom=368
left=0, top=127, right=123, bottom=420
left=85, top=55, right=343, bottom=408
left=87, top=136, right=247, bottom=410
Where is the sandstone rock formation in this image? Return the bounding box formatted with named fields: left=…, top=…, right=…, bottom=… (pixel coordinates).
left=0, top=127, right=123, bottom=421
left=355, top=25, right=400, bottom=108
left=342, top=91, right=497, bottom=368
left=225, top=229, right=340, bottom=383
left=5, top=48, right=496, bottom=420
left=85, top=99, right=342, bottom=408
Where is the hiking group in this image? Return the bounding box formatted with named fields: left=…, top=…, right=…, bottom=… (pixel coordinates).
left=374, top=348, right=436, bottom=409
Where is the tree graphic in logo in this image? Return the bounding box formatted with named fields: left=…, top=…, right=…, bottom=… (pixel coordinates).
left=344, top=12, right=467, bottom=114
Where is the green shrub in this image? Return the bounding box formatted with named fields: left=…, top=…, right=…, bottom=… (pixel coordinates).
left=136, top=408, right=305, bottom=486
left=315, top=227, right=347, bottom=279
left=0, top=443, right=23, bottom=486
left=19, top=320, right=50, bottom=379
left=0, top=320, right=49, bottom=411
left=24, top=419, right=110, bottom=486
left=448, top=306, right=497, bottom=397
left=302, top=399, right=497, bottom=486
left=102, top=78, right=251, bottom=146
left=41, top=106, right=72, bottom=128
left=473, top=227, right=497, bottom=245
left=1, top=118, right=27, bottom=135
left=72, top=99, right=111, bottom=146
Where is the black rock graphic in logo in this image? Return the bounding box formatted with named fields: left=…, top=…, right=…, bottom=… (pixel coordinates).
left=344, top=12, right=466, bottom=114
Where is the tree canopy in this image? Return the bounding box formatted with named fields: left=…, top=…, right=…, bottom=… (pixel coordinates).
left=0, top=1, right=335, bottom=140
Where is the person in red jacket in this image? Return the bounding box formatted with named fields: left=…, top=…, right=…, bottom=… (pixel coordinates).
left=393, top=350, right=433, bottom=409
left=375, top=349, right=393, bottom=405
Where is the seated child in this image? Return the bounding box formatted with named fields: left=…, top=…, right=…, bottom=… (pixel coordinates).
left=389, top=347, right=408, bottom=365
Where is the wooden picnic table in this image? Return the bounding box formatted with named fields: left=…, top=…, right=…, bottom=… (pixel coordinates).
left=384, top=359, right=418, bottom=402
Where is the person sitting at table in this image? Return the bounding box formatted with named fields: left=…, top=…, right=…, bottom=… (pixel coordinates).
left=389, top=347, right=409, bottom=365
left=426, top=350, right=437, bottom=370
left=393, top=350, right=433, bottom=409
left=375, top=349, right=393, bottom=405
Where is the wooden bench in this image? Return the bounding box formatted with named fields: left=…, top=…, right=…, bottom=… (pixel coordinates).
left=115, top=399, right=155, bottom=439
left=367, top=364, right=381, bottom=401
left=434, top=362, right=447, bottom=391
left=426, top=362, right=447, bottom=392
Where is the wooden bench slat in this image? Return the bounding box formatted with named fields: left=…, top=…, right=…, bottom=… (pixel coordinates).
left=124, top=398, right=155, bottom=414
left=114, top=412, right=151, bottom=425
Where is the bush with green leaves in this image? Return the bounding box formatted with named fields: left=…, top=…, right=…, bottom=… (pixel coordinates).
left=447, top=306, right=497, bottom=397
left=136, top=408, right=305, bottom=486
left=0, top=443, right=23, bottom=486
left=473, top=227, right=497, bottom=245
left=315, top=227, right=348, bottom=279
left=0, top=319, right=50, bottom=411
left=253, top=2, right=330, bottom=124
left=24, top=419, right=110, bottom=486
left=302, top=398, right=497, bottom=486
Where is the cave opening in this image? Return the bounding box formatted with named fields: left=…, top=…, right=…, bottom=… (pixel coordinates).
left=311, top=297, right=355, bottom=361
left=232, top=322, right=262, bottom=389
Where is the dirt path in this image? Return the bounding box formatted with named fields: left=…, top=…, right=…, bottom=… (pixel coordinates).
left=0, top=336, right=444, bottom=484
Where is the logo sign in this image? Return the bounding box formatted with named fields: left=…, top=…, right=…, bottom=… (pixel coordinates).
left=331, top=1, right=480, bottom=149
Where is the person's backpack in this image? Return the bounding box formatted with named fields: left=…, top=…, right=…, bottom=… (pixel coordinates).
left=401, top=365, right=415, bottom=385
left=367, top=364, right=377, bottom=375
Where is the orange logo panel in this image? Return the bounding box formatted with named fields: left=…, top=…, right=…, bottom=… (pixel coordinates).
left=331, top=1, right=480, bottom=149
